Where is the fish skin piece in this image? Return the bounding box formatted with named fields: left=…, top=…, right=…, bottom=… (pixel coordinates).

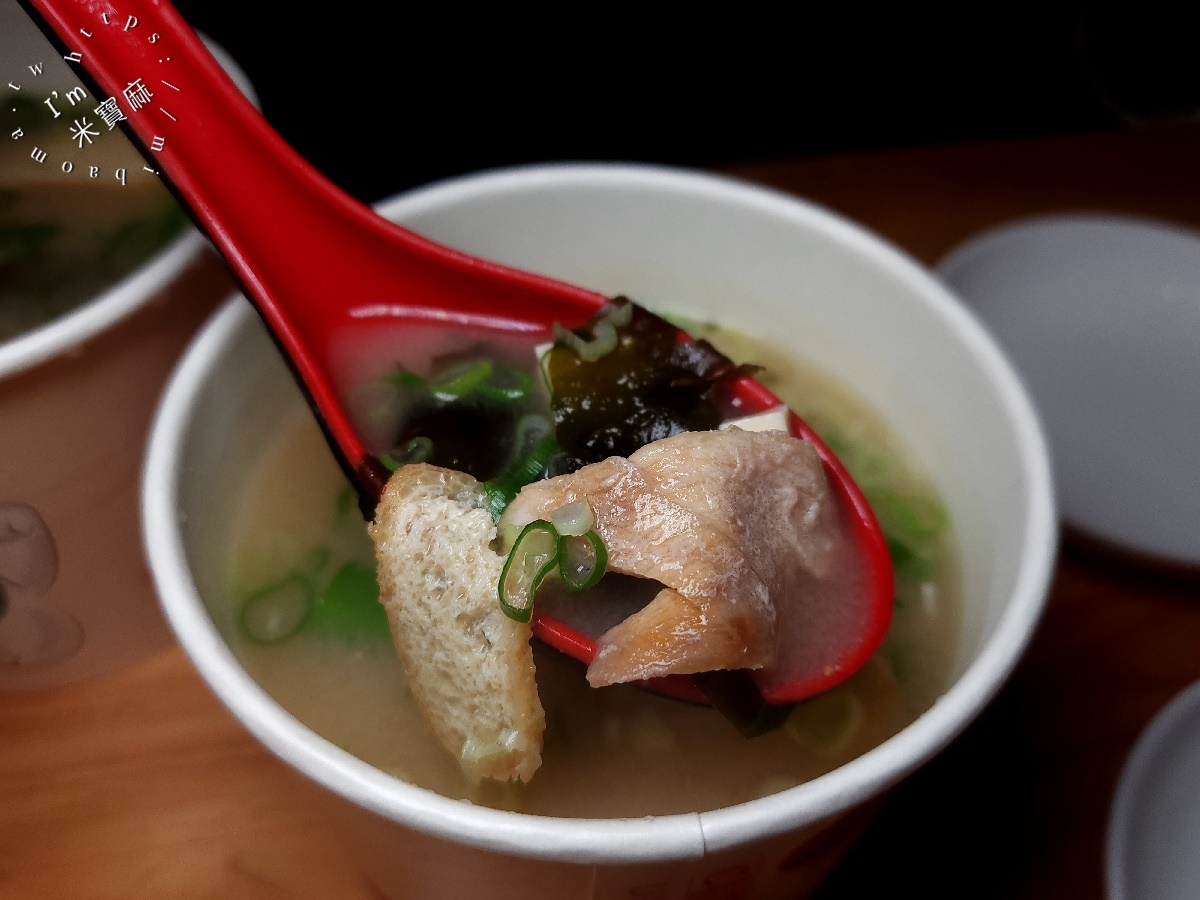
left=501, top=428, right=836, bottom=685
left=630, top=428, right=836, bottom=585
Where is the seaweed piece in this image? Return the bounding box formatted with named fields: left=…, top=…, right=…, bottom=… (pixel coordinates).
left=692, top=670, right=793, bottom=737
left=544, top=299, right=756, bottom=473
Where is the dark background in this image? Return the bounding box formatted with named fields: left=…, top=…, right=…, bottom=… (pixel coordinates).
left=169, top=5, right=1199, bottom=205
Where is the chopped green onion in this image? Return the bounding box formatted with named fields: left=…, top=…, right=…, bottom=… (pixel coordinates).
left=513, top=413, right=552, bottom=452
left=304, top=545, right=331, bottom=577
left=498, top=520, right=560, bottom=623
left=380, top=436, right=435, bottom=471
left=305, top=561, right=390, bottom=641
left=784, top=689, right=864, bottom=755
left=430, top=359, right=495, bottom=400
left=600, top=299, right=634, bottom=328
left=872, top=489, right=945, bottom=544
left=384, top=369, right=426, bottom=388
left=334, top=484, right=356, bottom=520
left=499, top=522, right=524, bottom=553
left=622, top=709, right=678, bottom=754
left=361, top=369, right=425, bottom=430
left=553, top=320, right=619, bottom=362
left=460, top=736, right=511, bottom=785
left=496, top=520, right=610, bottom=619
left=549, top=500, right=594, bottom=536
left=483, top=433, right=559, bottom=522
left=870, top=489, right=946, bottom=581
left=239, top=574, right=313, bottom=644
left=478, top=363, right=533, bottom=402
left=546, top=299, right=631, bottom=367
left=394, top=358, right=533, bottom=404
left=559, top=531, right=607, bottom=591
left=538, top=347, right=556, bottom=393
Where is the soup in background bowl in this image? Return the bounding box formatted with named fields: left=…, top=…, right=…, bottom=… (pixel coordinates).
left=143, top=164, right=1056, bottom=899
left=0, top=0, right=258, bottom=689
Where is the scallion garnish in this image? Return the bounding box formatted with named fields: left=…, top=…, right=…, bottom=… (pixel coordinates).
left=380, top=436, right=435, bottom=471
left=553, top=320, right=619, bottom=362
left=513, top=413, right=552, bottom=451
left=478, top=364, right=533, bottom=402
left=482, top=433, right=560, bottom=522
left=306, top=561, right=390, bottom=640
left=430, top=359, right=495, bottom=400
left=498, top=520, right=560, bottom=623
left=559, top=531, right=607, bottom=591
left=497, top=519, right=610, bottom=621
left=549, top=499, right=594, bottom=536
left=384, top=369, right=426, bottom=388
left=239, top=574, right=313, bottom=644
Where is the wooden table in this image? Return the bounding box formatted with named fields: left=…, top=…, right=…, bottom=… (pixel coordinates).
left=3, top=126, right=1199, bottom=900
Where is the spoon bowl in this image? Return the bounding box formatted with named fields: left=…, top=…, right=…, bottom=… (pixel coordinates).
left=30, top=0, right=891, bottom=704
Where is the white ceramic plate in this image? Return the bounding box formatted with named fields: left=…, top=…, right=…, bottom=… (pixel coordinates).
left=1107, top=678, right=1200, bottom=900
left=937, top=213, right=1200, bottom=566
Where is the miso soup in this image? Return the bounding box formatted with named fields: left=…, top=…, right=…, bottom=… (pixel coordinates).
left=218, top=322, right=961, bottom=817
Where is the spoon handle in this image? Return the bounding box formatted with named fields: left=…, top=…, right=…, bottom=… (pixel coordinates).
left=25, top=2, right=897, bottom=708
left=25, top=0, right=603, bottom=500
left=24, top=0, right=396, bottom=496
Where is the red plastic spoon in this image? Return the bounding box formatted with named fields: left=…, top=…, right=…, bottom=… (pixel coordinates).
left=28, top=0, right=892, bottom=707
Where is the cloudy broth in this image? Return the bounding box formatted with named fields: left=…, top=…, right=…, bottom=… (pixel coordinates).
left=219, top=323, right=961, bottom=817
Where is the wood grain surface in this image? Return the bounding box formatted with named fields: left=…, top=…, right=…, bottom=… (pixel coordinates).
left=3, top=125, right=1199, bottom=900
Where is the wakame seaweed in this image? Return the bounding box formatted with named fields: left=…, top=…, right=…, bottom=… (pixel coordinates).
left=543, top=298, right=757, bottom=473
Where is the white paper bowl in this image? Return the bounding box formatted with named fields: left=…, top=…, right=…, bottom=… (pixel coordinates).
left=142, top=164, right=1056, bottom=899
left=0, top=13, right=257, bottom=689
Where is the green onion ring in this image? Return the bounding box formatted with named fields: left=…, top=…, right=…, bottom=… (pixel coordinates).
left=559, top=531, right=607, bottom=591
left=498, top=521, right=560, bottom=623
left=482, top=433, right=559, bottom=522
left=239, top=574, right=313, bottom=644
left=384, top=369, right=426, bottom=388
left=430, top=359, right=495, bottom=400
left=379, top=436, right=434, bottom=471
left=478, top=363, right=533, bottom=402
left=553, top=321, right=619, bottom=362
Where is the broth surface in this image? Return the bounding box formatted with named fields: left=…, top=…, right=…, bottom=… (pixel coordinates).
left=219, top=323, right=961, bottom=817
